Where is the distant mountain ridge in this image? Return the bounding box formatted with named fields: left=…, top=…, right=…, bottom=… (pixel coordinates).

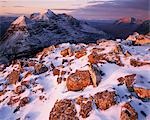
left=0, top=10, right=109, bottom=63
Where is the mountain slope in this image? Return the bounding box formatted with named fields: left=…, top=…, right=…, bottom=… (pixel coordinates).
left=0, top=39, right=150, bottom=120
left=0, top=10, right=109, bottom=64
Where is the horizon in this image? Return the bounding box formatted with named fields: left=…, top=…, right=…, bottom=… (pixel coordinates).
left=0, top=0, right=149, bottom=20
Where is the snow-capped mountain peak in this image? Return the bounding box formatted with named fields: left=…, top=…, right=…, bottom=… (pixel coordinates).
left=30, top=9, right=56, bottom=21
left=12, top=15, right=31, bottom=27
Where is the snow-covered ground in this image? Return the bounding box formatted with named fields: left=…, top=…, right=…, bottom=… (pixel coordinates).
left=0, top=40, right=150, bottom=120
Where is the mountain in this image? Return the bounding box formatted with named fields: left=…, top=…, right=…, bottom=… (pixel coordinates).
left=87, top=17, right=149, bottom=39
left=0, top=39, right=150, bottom=120
left=0, top=10, right=109, bottom=64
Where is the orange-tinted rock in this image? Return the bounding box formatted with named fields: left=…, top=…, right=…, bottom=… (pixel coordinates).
left=53, top=68, right=60, bottom=76
left=130, top=59, right=150, bottom=67
left=49, top=99, right=78, bottom=120
left=75, top=96, right=92, bottom=118
left=60, top=48, right=72, bottom=57
left=120, top=102, right=138, bottom=120
left=8, top=97, right=20, bottom=105
left=75, top=49, right=86, bottom=58
left=34, top=63, right=48, bottom=75
left=66, top=70, right=92, bottom=91
left=94, top=90, right=116, bottom=110
left=117, top=74, right=136, bottom=88
left=19, top=97, right=30, bottom=107
left=8, top=70, right=20, bottom=84
left=15, top=85, right=26, bottom=94
left=133, top=87, right=150, bottom=99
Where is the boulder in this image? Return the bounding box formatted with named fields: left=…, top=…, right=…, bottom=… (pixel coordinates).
left=88, top=64, right=101, bottom=87
left=120, top=102, right=138, bottom=120
left=7, top=70, right=20, bottom=84
left=94, top=90, right=116, bottom=110
left=60, top=48, right=73, bottom=57
left=19, top=97, right=30, bottom=107
left=66, top=70, right=92, bottom=91
left=15, top=85, right=26, bottom=94
left=76, top=96, right=92, bottom=118
left=53, top=68, right=60, bottom=76
left=34, top=63, right=48, bottom=75
left=117, top=74, right=136, bottom=88
left=49, top=99, right=78, bottom=120
left=75, top=49, right=86, bottom=58
left=130, top=59, right=150, bottom=67
left=133, top=87, right=150, bottom=99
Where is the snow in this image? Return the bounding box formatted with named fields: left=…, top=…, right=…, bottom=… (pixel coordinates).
left=0, top=38, right=150, bottom=119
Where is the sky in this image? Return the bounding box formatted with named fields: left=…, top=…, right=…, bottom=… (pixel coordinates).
left=0, top=0, right=149, bottom=20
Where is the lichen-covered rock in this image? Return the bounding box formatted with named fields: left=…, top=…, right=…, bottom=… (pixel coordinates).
left=8, top=97, right=20, bottom=106
left=94, top=90, right=116, bottom=110
left=120, top=102, right=138, bottom=120
left=34, top=63, right=48, bottom=75
left=7, top=70, right=20, bottom=84
left=49, top=99, right=78, bottom=120
left=66, top=70, right=92, bottom=91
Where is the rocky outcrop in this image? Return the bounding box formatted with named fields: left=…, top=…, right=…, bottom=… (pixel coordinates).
left=34, top=63, right=48, bottom=75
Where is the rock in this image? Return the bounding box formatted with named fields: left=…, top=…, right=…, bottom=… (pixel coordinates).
left=66, top=70, right=92, bottom=91
left=117, top=74, right=136, bottom=88
left=75, top=49, right=86, bottom=58
left=49, top=99, right=78, bottom=120
left=15, top=85, right=26, bottom=94
left=53, top=68, right=60, bottom=76
left=133, top=87, right=150, bottom=99
left=19, top=97, right=30, bottom=107
left=8, top=97, right=20, bottom=106
left=88, top=64, right=101, bottom=87
left=34, top=63, right=48, bottom=75
left=120, top=102, right=138, bottom=120
left=60, top=48, right=73, bottom=57
left=76, top=96, right=92, bottom=118
left=130, top=59, right=150, bottom=67
left=7, top=70, right=20, bottom=84
left=88, top=52, right=106, bottom=64
left=94, top=90, right=116, bottom=110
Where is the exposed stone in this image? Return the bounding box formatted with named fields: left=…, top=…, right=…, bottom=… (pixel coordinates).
left=133, top=87, right=150, bottom=99
left=15, top=85, right=26, bottom=94
left=75, top=96, right=92, bottom=118
left=53, top=68, right=60, bottom=76
left=94, top=90, right=116, bottom=110
left=19, top=97, right=30, bottom=107
left=120, top=102, right=138, bottom=120
left=8, top=97, right=20, bottom=106
left=7, top=70, right=20, bottom=84
left=60, top=48, right=73, bottom=57
left=49, top=99, right=78, bottom=120
left=34, top=63, right=48, bottom=75
left=75, top=49, right=87, bottom=58
left=117, top=74, right=136, bottom=88
left=66, top=70, right=92, bottom=91
left=130, top=59, right=150, bottom=67
left=88, top=64, right=101, bottom=87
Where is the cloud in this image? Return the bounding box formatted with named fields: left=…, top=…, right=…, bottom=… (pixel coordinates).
left=52, top=8, right=76, bottom=11
left=71, top=0, right=149, bottom=20
left=13, top=6, right=24, bottom=8
left=1, top=1, right=7, bottom=3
